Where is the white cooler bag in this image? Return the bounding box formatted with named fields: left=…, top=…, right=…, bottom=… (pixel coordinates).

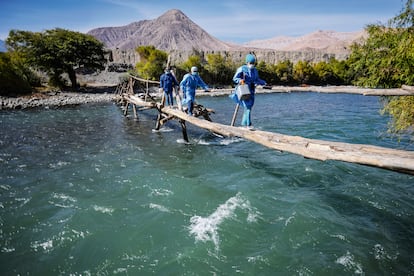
left=236, top=84, right=250, bottom=101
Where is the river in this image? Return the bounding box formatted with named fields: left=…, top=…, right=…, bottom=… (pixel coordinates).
left=1, top=92, right=413, bottom=275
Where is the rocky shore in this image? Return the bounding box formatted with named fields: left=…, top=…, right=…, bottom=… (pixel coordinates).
left=1, top=91, right=117, bottom=110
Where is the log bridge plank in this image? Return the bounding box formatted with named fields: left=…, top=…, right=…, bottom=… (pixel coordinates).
left=121, top=93, right=414, bottom=175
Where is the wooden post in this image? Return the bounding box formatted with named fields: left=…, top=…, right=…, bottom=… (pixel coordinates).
left=231, top=104, right=240, bottom=126
left=180, top=119, right=189, bottom=142
left=123, top=102, right=129, bottom=116
left=174, top=86, right=182, bottom=111
left=160, top=92, right=166, bottom=107
left=145, top=79, right=149, bottom=102
left=132, top=104, right=137, bottom=119
left=155, top=114, right=162, bottom=130
left=128, top=77, right=135, bottom=95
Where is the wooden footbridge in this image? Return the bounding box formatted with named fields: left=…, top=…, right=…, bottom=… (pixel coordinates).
left=115, top=75, right=414, bottom=175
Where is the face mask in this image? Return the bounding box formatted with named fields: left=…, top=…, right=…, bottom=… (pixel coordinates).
left=191, top=72, right=198, bottom=76
left=247, top=63, right=255, bottom=69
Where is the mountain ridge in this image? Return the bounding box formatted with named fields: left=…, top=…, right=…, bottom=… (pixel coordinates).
left=88, top=9, right=233, bottom=51
left=87, top=9, right=365, bottom=64
left=88, top=9, right=364, bottom=54
left=243, top=30, right=367, bottom=54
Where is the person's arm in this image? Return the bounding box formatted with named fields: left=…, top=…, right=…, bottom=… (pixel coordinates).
left=180, top=74, right=188, bottom=92
left=160, top=75, right=164, bottom=88
left=253, top=68, right=266, bottom=86
left=196, top=76, right=209, bottom=91
left=232, top=67, right=244, bottom=85
left=173, top=75, right=179, bottom=87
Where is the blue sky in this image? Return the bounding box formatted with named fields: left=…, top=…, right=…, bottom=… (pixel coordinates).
left=0, top=0, right=407, bottom=43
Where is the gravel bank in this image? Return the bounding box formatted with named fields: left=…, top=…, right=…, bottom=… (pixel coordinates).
left=1, top=91, right=117, bottom=110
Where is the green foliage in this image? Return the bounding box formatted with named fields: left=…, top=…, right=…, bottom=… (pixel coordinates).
left=204, top=53, right=236, bottom=86
left=381, top=96, right=414, bottom=135
left=313, top=61, right=332, bottom=85
left=347, top=1, right=414, bottom=88
left=274, top=60, right=294, bottom=85
left=329, top=58, right=351, bottom=84
left=0, top=52, right=32, bottom=95
left=348, top=25, right=414, bottom=88
left=135, top=46, right=168, bottom=80
left=179, top=55, right=203, bottom=73
left=347, top=0, right=414, bottom=135
left=256, top=61, right=277, bottom=85
left=312, top=58, right=349, bottom=85
left=293, top=60, right=316, bottom=85
left=6, top=28, right=106, bottom=89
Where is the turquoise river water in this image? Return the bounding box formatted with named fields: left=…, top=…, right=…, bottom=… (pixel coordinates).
left=1, top=92, right=413, bottom=275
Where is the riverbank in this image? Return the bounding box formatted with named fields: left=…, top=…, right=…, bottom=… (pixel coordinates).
left=1, top=85, right=413, bottom=110
left=0, top=89, right=117, bottom=110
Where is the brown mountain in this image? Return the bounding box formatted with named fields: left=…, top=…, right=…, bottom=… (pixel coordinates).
left=87, top=9, right=366, bottom=65
left=243, top=30, right=367, bottom=55
left=87, top=9, right=233, bottom=51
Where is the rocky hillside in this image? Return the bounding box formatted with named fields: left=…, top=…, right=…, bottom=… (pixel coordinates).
left=88, top=9, right=233, bottom=51
left=243, top=30, right=367, bottom=55
left=87, top=9, right=365, bottom=65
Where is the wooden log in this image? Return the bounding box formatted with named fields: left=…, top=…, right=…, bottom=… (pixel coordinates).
left=162, top=106, right=414, bottom=175
left=160, top=114, right=175, bottom=124
left=402, top=85, right=414, bottom=93
left=121, top=91, right=414, bottom=175
left=267, top=85, right=414, bottom=96
left=124, top=94, right=157, bottom=109
left=129, top=74, right=160, bottom=85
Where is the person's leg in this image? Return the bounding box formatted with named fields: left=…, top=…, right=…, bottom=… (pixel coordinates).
left=241, top=108, right=251, bottom=126
left=169, top=92, right=174, bottom=106
left=166, top=92, right=170, bottom=105
left=188, top=100, right=193, bottom=115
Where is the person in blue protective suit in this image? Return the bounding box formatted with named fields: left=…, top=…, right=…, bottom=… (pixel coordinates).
left=232, top=54, right=267, bottom=127
left=180, top=66, right=209, bottom=115
left=160, top=67, right=179, bottom=106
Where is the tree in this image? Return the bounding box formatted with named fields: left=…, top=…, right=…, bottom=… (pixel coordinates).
left=135, top=46, right=167, bottom=80
left=6, top=28, right=106, bottom=89
left=348, top=0, right=414, bottom=136
left=348, top=1, right=413, bottom=88
left=328, top=58, right=351, bottom=85
left=205, top=53, right=235, bottom=86
left=313, top=59, right=348, bottom=85
left=179, top=55, right=203, bottom=73
left=0, top=52, right=32, bottom=95
left=256, top=61, right=277, bottom=85
left=293, top=60, right=316, bottom=85
left=274, top=60, right=294, bottom=85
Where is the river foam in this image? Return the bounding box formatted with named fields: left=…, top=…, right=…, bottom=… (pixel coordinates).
left=188, top=192, right=258, bottom=251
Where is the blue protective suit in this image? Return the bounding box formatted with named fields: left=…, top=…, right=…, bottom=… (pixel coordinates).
left=232, top=65, right=266, bottom=126
left=160, top=72, right=178, bottom=106
left=180, top=73, right=209, bottom=115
